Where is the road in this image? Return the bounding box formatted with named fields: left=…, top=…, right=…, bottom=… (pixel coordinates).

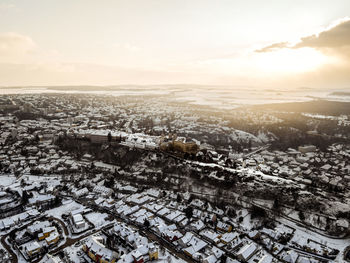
left=243, top=144, right=271, bottom=158
left=0, top=216, right=49, bottom=263
left=33, top=220, right=113, bottom=263
left=1, top=193, right=195, bottom=263
left=1, top=234, right=18, bottom=263
left=0, top=214, right=109, bottom=263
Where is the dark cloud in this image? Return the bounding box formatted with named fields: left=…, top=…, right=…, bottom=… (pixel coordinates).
left=295, top=19, right=350, bottom=49
left=255, top=42, right=289, bottom=52
left=256, top=18, right=350, bottom=53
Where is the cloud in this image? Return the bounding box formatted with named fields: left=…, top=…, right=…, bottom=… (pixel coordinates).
left=0, top=3, right=15, bottom=11
left=294, top=18, right=350, bottom=49
left=255, top=42, right=289, bottom=52
left=0, top=32, right=36, bottom=63
left=256, top=17, right=350, bottom=55
left=0, top=32, right=36, bottom=51
left=0, top=62, right=213, bottom=86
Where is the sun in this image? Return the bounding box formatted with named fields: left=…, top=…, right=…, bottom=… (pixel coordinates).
left=256, top=47, right=328, bottom=74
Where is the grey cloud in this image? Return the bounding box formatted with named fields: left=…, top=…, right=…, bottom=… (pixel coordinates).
left=256, top=18, right=350, bottom=53
left=255, top=42, right=289, bottom=52
left=294, top=19, right=350, bottom=49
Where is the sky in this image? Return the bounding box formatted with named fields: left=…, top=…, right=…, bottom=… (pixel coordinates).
left=0, top=0, right=350, bottom=89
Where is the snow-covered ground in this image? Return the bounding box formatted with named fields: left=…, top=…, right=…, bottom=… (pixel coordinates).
left=278, top=217, right=350, bottom=262
left=84, top=212, right=113, bottom=228
left=45, top=199, right=85, bottom=219
left=0, top=175, right=17, bottom=187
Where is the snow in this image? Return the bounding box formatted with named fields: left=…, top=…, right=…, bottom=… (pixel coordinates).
left=231, top=130, right=262, bottom=144
left=63, top=242, right=84, bottom=262
left=0, top=175, right=17, bottom=187
left=45, top=199, right=84, bottom=219
left=278, top=217, right=350, bottom=262
left=85, top=212, right=112, bottom=228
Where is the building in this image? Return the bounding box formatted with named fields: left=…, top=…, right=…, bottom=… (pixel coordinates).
left=38, top=226, right=56, bottom=240
left=148, top=244, right=159, bottom=261
left=0, top=190, right=22, bottom=218
left=83, top=236, right=118, bottom=263
left=217, top=221, right=232, bottom=233
left=72, top=213, right=86, bottom=229
left=298, top=145, right=317, bottom=154
left=236, top=243, right=258, bottom=262
left=160, top=134, right=199, bottom=154
left=25, top=241, right=41, bottom=257
left=132, top=250, right=144, bottom=263
left=89, top=131, right=110, bottom=144
left=220, top=232, right=239, bottom=245
left=46, top=231, right=60, bottom=246
left=39, top=254, right=64, bottom=263
left=183, top=236, right=207, bottom=258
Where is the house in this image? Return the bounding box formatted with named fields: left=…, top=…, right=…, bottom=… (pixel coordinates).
left=93, top=185, right=113, bottom=196
left=88, top=130, right=110, bottom=144
left=203, top=246, right=225, bottom=263
left=191, top=220, right=205, bottom=231
left=145, top=189, right=161, bottom=198
left=107, top=222, right=141, bottom=250
left=39, top=254, right=64, bottom=263
left=132, top=250, right=144, bottom=263
left=162, top=229, right=183, bottom=242
left=281, top=250, right=299, bottom=263
left=37, top=226, right=60, bottom=246
left=38, top=226, right=56, bottom=240
left=72, top=213, right=86, bottom=229
left=297, top=256, right=318, bottom=263
left=211, top=246, right=224, bottom=259
left=216, top=221, right=232, bottom=233
left=174, top=214, right=186, bottom=224
left=236, top=242, right=258, bottom=262
left=183, top=236, right=207, bottom=258
left=28, top=192, right=56, bottom=209
left=200, top=229, right=221, bottom=243
left=148, top=244, right=159, bottom=260
left=258, top=254, right=273, bottom=263
left=27, top=220, right=51, bottom=236
left=83, top=236, right=118, bottom=263
left=126, top=193, right=152, bottom=205
left=178, top=232, right=194, bottom=247
left=160, top=134, right=199, bottom=154
left=298, top=145, right=317, bottom=154
left=25, top=241, right=41, bottom=257
left=157, top=207, right=170, bottom=217
left=46, top=231, right=59, bottom=246
left=321, top=164, right=332, bottom=172
left=203, top=254, right=218, bottom=263
left=74, top=187, right=89, bottom=198
left=220, top=232, right=239, bottom=244
left=166, top=210, right=183, bottom=222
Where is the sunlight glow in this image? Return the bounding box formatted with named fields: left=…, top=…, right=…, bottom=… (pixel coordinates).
left=256, top=48, right=329, bottom=73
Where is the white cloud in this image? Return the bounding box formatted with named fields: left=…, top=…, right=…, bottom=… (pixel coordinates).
left=0, top=3, right=15, bottom=11
left=0, top=32, right=37, bottom=63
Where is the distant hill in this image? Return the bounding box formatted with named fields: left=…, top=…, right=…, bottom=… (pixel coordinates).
left=330, top=91, right=350, bottom=97
left=248, top=100, right=350, bottom=115
left=45, top=86, right=115, bottom=91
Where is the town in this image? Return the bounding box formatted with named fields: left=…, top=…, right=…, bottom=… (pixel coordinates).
left=0, top=93, right=349, bottom=263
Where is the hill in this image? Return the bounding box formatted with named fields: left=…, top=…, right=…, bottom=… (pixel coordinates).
left=248, top=100, right=350, bottom=115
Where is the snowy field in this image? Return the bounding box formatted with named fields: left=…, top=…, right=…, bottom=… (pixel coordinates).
left=0, top=175, right=17, bottom=187
left=85, top=212, right=113, bottom=228
left=45, top=199, right=85, bottom=219
left=2, top=86, right=349, bottom=109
